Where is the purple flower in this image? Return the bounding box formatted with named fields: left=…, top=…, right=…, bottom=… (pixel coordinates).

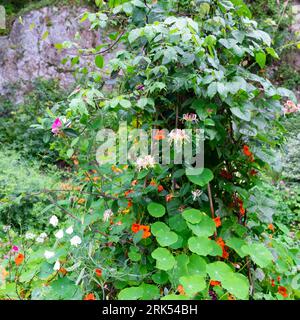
left=51, top=118, right=62, bottom=134
left=12, top=245, right=19, bottom=252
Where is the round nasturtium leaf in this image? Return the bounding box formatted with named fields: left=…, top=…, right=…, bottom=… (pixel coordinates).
left=179, top=275, right=206, bottom=296
left=222, top=273, right=249, bottom=300
left=156, top=230, right=178, bottom=247
left=187, top=254, right=207, bottom=276
left=161, top=294, right=189, bottom=300
left=186, top=215, right=216, bottom=237
left=206, top=261, right=233, bottom=281
left=226, top=237, right=247, bottom=258
left=168, top=214, right=187, bottom=232
left=128, top=251, right=141, bottom=262
left=186, top=168, right=214, bottom=187
left=147, top=202, right=166, bottom=218
left=151, top=222, right=170, bottom=236
left=188, top=236, right=214, bottom=256
left=151, top=271, right=169, bottom=285
left=182, top=208, right=204, bottom=224
left=241, top=243, right=273, bottom=268
left=118, top=286, right=144, bottom=300
left=151, top=248, right=176, bottom=271
left=140, top=283, right=160, bottom=300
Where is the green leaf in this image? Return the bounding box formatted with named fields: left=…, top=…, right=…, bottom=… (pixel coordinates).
left=241, top=243, right=273, bottom=268
left=151, top=222, right=170, bottom=236
left=187, top=214, right=216, bottom=237
left=255, top=51, right=266, bottom=69
left=206, top=261, right=233, bottom=281
left=182, top=208, right=204, bottom=224
left=66, top=148, right=74, bottom=158
left=161, top=294, right=189, bottom=300
left=156, top=230, right=178, bottom=247
left=179, top=275, right=206, bottom=296
left=187, top=254, right=207, bottom=277
left=128, top=28, right=141, bottom=43
left=42, top=31, right=49, bottom=40
left=188, top=236, right=215, bottom=256
left=151, top=248, right=176, bottom=271
left=186, top=168, right=214, bottom=187
left=266, top=47, right=279, bottom=59
left=222, top=273, right=249, bottom=300
left=95, top=55, right=104, bottom=69
left=147, top=202, right=166, bottom=218
left=230, top=107, right=251, bottom=121
left=139, top=283, right=160, bottom=300
left=118, top=286, right=144, bottom=300
left=226, top=237, right=247, bottom=258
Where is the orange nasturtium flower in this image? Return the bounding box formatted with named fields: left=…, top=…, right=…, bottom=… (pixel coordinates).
left=149, top=180, right=156, bottom=187
left=84, top=293, right=96, bottom=300
left=278, top=286, right=288, bottom=298
left=77, top=198, right=86, bottom=205
left=15, top=253, right=24, bottom=266
left=268, top=224, right=275, bottom=232
left=124, top=189, right=134, bottom=197
left=243, top=145, right=252, bottom=157
left=59, top=267, right=67, bottom=276
left=131, top=223, right=151, bottom=239
left=210, top=280, right=221, bottom=287
left=177, top=285, right=185, bottom=295
left=213, top=216, right=221, bottom=228
left=154, top=130, right=166, bottom=141
left=157, top=185, right=164, bottom=192
left=95, top=269, right=102, bottom=277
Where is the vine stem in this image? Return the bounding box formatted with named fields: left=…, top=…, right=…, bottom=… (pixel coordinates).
left=207, top=182, right=217, bottom=238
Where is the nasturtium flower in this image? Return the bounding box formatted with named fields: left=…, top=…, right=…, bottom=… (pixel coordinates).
left=51, top=118, right=62, bottom=134
left=15, top=253, right=24, bottom=266
left=165, top=194, right=173, bottom=202
left=44, top=250, right=55, bottom=259
left=70, top=235, right=82, bottom=246
left=131, top=223, right=151, bottom=239
left=278, top=286, right=288, bottom=298
left=157, top=185, right=164, bottom=192
left=243, top=145, right=252, bottom=157
left=177, top=285, right=185, bottom=295
left=95, top=269, right=102, bottom=277
left=268, top=224, right=275, bottom=232
left=84, top=293, right=96, bottom=300
left=210, top=280, right=221, bottom=287
left=49, top=215, right=59, bottom=227
left=213, top=216, right=221, bottom=228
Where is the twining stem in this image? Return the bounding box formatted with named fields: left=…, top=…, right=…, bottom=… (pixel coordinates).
left=207, top=182, right=217, bottom=238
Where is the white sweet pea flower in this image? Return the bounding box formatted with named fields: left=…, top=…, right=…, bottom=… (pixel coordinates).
left=49, top=215, right=59, bottom=227
left=54, top=229, right=64, bottom=239
left=66, top=226, right=73, bottom=235
left=25, top=232, right=35, bottom=240
left=44, top=250, right=55, bottom=259
left=70, top=235, right=82, bottom=247
left=53, top=260, right=61, bottom=271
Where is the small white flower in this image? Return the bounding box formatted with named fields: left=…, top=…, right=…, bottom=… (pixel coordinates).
left=44, top=250, right=55, bottom=259
left=66, top=226, right=73, bottom=235
left=36, top=232, right=47, bottom=243
left=103, top=209, right=113, bottom=222
left=3, top=225, right=11, bottom=232
left=54, top=229, right=64, bottom=239
left=70, top=235, right=82, bottom=247
left=53, top=260, right=61, bottom=271
left=192, top=189, right=203, bottom=201
left=49, top=215, right=59, bottom=227
left=25, top=232, right=35, bottom=240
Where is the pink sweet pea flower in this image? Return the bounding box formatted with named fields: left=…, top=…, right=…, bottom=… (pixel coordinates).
left=51, top=118, right=62, bottom=134
left=12, top=246, right=19, bottom=252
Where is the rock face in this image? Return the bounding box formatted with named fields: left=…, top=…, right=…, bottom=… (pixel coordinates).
left=0, top=6, right=113, bottom=102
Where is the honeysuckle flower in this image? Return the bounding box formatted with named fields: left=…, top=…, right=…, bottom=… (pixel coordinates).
left=103, top=209, right=113, bottom=222
left=51, top=117, right=62, bottom=134
left=182, top=113, right=198, bottom=123
left=66, top=226, right=74, bottom=235
left=168, top=129, right=190, bottom=143
left=192, top=189, right=202, bottom=201
left=53, top=260, right=61, bottom=271
left=283, top=100, right=300, bottom=115
left=136, top=155, right=156, bottom=171
left=12, top=245, right=19, bottom=252
left=44, top=250, right=55, bottom=259
left=70, top=235, right=82, bottom=246
left=49, top=215, right=59, bottom=227
left=54, top=229, right=64, bottom=240
left=25, top=232, right=35, bottom=240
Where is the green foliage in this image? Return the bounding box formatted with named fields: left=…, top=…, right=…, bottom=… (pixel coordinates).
left=1, top=0, right=299, bottom=301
